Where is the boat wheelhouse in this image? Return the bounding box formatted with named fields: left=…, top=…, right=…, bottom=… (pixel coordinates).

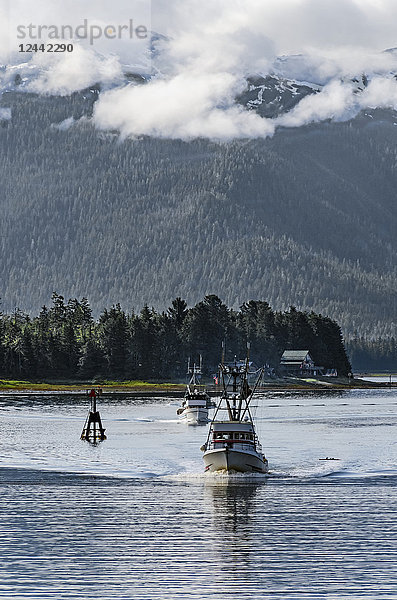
left=177, top=357, right=213, bottom=425
left=201, top=345, right=268, bottom=474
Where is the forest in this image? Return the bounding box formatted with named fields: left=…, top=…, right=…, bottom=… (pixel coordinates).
left=0, top=293, right=352, bottom=381
left=346, top=337, right=397, bottom=373
left=0, top=90, right=396, bottom=345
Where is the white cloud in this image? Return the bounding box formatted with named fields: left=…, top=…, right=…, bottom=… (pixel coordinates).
left=0, top=107, right=11, bottom=120
left=27, top=46, right=123, bottom=95
left=276, top=75, right=397, bottom=129
left=361, top=76, right=397, bottom=108
left=92, top=0, right=397, bottom=139
left=3, top=0, right=397, bottom=138
left=151, top=0, right=397, bottom=58
left=94, top=72, right=275, bottom=140
left=53, top=116, right=75, bottom=130
left=277, top=81, right=357, bottom=127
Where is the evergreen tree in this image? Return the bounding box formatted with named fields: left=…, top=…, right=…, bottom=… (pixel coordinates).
left=167, top=297, right=188, bottom=331
left=61, top=322, right=80, bottom=377
left=99, top=304, right=129, bottom=378
left=79, top=338, right=105, bottom=379
left=182, top=295, right=232, bottom=368
left=132, top=305, right=158, bottom=379
left=19, top=327, right=37, bottom=378
left=0, top=293, right=364, bottom=380
left=237, top=300, right=278, bottom=365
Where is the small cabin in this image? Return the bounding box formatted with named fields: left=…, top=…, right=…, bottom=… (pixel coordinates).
left=280, top=350, right=323, bottom=376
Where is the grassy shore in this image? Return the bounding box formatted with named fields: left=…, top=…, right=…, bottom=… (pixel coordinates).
left=0, top=379, right=185, bottom=392
left=0, top=377, right=393, bottom=393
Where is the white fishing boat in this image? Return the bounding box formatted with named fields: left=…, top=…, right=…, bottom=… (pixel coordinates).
left=201, top=346, right=268, bottom=474
left=177, top=358, right=213, bottom=425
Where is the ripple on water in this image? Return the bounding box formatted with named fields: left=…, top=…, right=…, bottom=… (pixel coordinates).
left=0, top=391, right=396, bottom=599
left=0, top=470, right=396, bottom=599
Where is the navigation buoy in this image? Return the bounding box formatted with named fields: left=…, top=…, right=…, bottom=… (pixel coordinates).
left=81, top=388, right=107, bottom=442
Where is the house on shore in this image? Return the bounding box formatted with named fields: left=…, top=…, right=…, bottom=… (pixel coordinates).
left=280, top=350, right=324, bottom=377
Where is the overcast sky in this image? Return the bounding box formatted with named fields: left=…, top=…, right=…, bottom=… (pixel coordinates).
left=3, top=0, right=397, bottom=62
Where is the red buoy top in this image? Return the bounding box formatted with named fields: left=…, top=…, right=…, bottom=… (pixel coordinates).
left=89, top=389, right=96, bottom=398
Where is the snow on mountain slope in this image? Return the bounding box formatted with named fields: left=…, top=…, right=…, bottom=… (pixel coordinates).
left=237, top=75, right=321, bottom=118
left=2, top=48, right=397, bottom=132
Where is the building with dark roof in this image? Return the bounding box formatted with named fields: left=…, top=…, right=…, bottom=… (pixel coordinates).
left=280, top=350, right=324, bottom=376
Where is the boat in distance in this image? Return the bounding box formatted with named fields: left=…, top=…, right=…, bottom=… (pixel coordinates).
left=177, top=357, right=214, bottom=425
left=201, top=345, right=268, bottom=474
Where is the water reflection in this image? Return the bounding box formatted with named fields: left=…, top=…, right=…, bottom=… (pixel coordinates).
left=206, top=480, right=263, bottom=532
left=204, top=480, right=266, bottom=584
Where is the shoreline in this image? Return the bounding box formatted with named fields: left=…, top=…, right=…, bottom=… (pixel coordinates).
left=0, top=377, right=395, bottom=394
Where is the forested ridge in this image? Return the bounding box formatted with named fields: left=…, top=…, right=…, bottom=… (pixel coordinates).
left=0, top=90, right=396, bottom=345
left=346, top=337, right=397, bottom=372
left=0, top=294, right=351, bottom=380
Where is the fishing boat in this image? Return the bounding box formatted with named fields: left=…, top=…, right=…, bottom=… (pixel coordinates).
left=201, top=346, right=268, bottom=474
left=177, top=357, right=213, bottom=425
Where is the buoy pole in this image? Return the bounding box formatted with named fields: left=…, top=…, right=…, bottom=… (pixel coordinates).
left=81, top=388, right=107, bottom=442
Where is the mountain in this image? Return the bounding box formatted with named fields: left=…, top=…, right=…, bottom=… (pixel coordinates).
left=237, top=75, right=321, bottom=118
left=0, top=74, right=396, bottom=339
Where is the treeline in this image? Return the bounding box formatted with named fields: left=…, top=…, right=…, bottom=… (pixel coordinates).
left=0, top=294, right=351, bottom=380
left=346, top=337, right=397, bottom=372
left=0, top=91, right=396, bottom=338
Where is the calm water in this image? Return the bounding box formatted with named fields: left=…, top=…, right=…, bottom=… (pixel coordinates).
left=0, top=389, right=396, bottom=599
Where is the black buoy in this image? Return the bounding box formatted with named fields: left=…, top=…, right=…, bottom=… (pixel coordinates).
left=81, top=388, right=107, bottom=442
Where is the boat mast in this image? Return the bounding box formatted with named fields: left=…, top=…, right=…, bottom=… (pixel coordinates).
left=219, top=340, right=234, bottom=419
left=187, top=357, right=192, bottom=392
left=187, top=356, right=205, bottom=390
left=240, top=366, right=264, bottom=421
left=236, top=342, right=250, bottom=419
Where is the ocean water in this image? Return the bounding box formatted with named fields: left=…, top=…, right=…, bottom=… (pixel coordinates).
left=0, top=388, right=396, bottom=599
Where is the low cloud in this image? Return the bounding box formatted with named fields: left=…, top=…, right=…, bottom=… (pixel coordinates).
left=27, top=46, right=123, bottom=95
left=362, top=76, right=397, bottom=109
left=277, top=76, right=397, bottom=129
left=0, top=107, right=11, bottom=120
left=277, top=81, right=357, bottom=127
left=3, top=1, right=397, bottom=139
left=92, top=0, right=397, bottom=140
left=94, top=72, right=275, bottom=140
left=52, top=116, right=75, bottom=130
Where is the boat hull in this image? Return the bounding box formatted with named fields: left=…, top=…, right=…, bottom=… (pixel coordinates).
left=180, top=407, right=209, bottom=425
left=203, top=447, right=268, bottom=474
